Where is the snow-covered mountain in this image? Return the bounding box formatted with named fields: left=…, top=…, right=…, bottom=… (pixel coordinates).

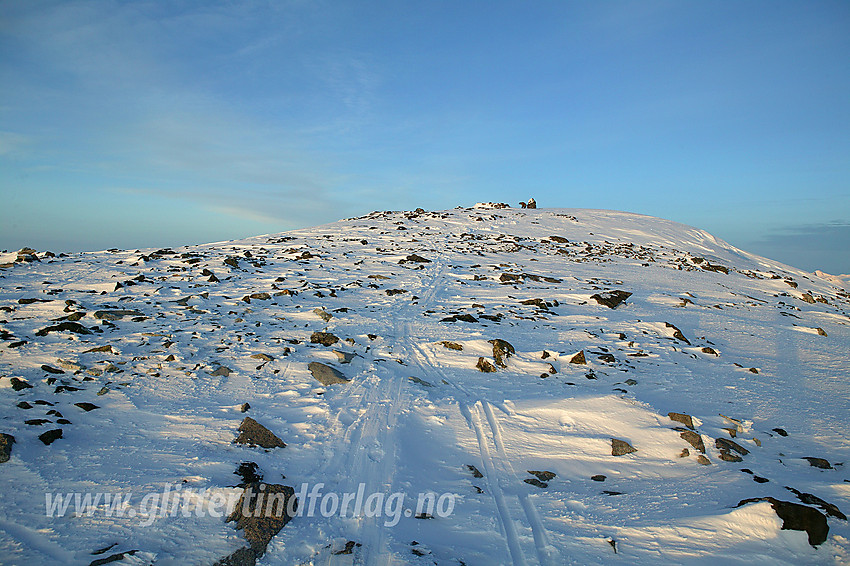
left=1, top=206, right=848, bottom=565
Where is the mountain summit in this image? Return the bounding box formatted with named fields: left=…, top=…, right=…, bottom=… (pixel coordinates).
left=1, top=206, right=848, bottom=564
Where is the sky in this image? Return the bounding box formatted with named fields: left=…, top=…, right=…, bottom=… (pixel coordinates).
left=1, top=1, right=849, bottom=274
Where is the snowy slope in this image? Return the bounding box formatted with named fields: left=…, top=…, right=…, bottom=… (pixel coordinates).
left=1, top=206, right=848, bottom=565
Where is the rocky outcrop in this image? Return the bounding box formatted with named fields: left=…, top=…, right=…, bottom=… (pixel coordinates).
left=736, top=497, right=829, bottom=546
left=234, top=418, right=286, bottom=449
left=590, top=291, right=632, bottom=309
left=308, top=362, right=349, bottom=385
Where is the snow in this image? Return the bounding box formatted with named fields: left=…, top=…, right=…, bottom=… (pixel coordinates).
left=0, top=207, right=848, bottom=565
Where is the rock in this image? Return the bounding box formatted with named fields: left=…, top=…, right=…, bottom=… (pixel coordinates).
left=526, top=198, right=537, bottom=209
left=16, top=247, right=40, bottom=262
left=701, top=346, right=718, bottom=355
left=234, top=462, right=263, bottom=486
left=772, top=428, right=788, bottom=436
left=668, top=412, right=695, bottom=429
left=313, top=308, right=332, bottom=321
left=678, top=448, right=690, bottom=457
left=225, top=482, right=297, bottom=556
left=786, top=487, right=847, bottom=520
left=803, top=457, right=832, bottom=469
left=308, top=361, right=349, bottom=385
left=569, top=351, right=586, bottom=365
left=664, top=322, right=690, bottom=344
left=476, top=357, right=497, bottom=373
left=550, top=236, right=569, bottom=243
left=591, top=474, right=606, bottom=482
left=210, top=366, right=233, bottom=377
left=333, top=351, right=356, bottom=364
left=35, top=322, right=92, bottom=336
left=408, top=376, right=432, bottom=387
left=75, top=402, right=99, bottom=412
left=816, top=327, right=827, bottom=336
left=800, top=293, right=816, bottom=304
left=41, top=364, right=65, bottom=374
left=489, top=339, right=515, bottom=368
left=467, top=464, right=484, bottom=478
left=39, top=429, right=63, bottom=445
left=234, top=417, right=286, bottom=449
left=224, top=257, right=239, bottom=268
left=528, top=470, right=556, bottom=482
left=10, top=377, right=33, bottom=391
left=524, top=478, right=548, bottom=488
left=0, top=433, right=14, bottom=463
left=716, top=438, right=749, bottom=456
left=89, top=550, right=140, bottom=566
left=736, top=497, right=829, bottom=546
left=250, top=353, right=274, bottom=362
left=310, top=332, right=339, bottom=346
left=611, top=438, right=637, bottom=456
left=678, top=430, right=706, bottom=453
left=404, top=254, right=431, bottom=263
left=440, top=341, right=463, bottom=351
left=83, top=345, right=115, bottom=354
left=214, top=547, right=256, bottom=566
left=385, top=289, right=408, bottom=296
left=240, top=403, right=251, bottom=413
left=92, top=310, right=143, bottom=321
left=696, top=455, right=711, bottom=465
left=590, top=290, right=632, bottom=309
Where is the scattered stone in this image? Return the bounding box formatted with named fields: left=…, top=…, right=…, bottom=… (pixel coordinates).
left=408, top=376, right=432, bottom=387
left=35, top=322, right=92, bottom=336
left=816, top=327, right=827, bottom=336
left=528, top=470, right=556, bottom=482
left=92, top=310, right=143, bottom=321
left=41, top=364, right=65, bottom=374
left=772, top=428, right=788, bottom=437
left=668, top=412, right=695, bottom=429
left=550, top=236, right=569, bottom=243
left=591, top=475, right=606, bottom=482
left=308, top=362, right=349, bottom=385
left=17, top=402, right=32, bottom=409
left=223, top=482, right=296, bottom=559
left=590, top=290, right=632, bottom=309
left=524, top=478, right=548, bottom=488
left=250, top=353, right=274, bottom=362
left=716, top=438, right=750, bottom=456
left=89, top=550, right=140, bottom=566
left=803, top=457, right=833, bottom=470
left=10, top=377, right=33, bottom=391
left=736, top=497, right=829, bottom=546
left=310, top=331, right=339, bottom=346
left=0, top=433, right=14, bottom=463
left=665, top=322, right=690, bottom=344
left=403, top=254, right=431, bottom=263
left=569, top=351, right=586, bottom=365
left=467, top=464, right=484, bottom=478
left=476, top=357, right=497, bottom=373
left=611, top=438, right=637, bottom=456
left=800, top=293, right=816, bottom=304
left=210, top=366, right=234, bottom=377
left=333, top=541, right=360, bottom=555
left=240, top=403, right=251, bottom=413
left=74, top=402, right=99, bottom=412
left=234, top=417, right=286, bottom=449
left=333, top=351, right=356, bottom=364
left=489, top=339, right=515, bottom=368
left=678, top=430, right=706, bottom=453
left=385, top=289, right=408, bottom=296
left=440, top=341, right=463, bottom=351
left=39, top=429, right=63, bottom=445
left=786, top=487, right=846, bottom=520
left=234, top=462, right=263, bottom=486
left=696, top=455, right=711, bottom=465
left=701, top=346, right=718, bottom=355
left=313, top=308, right=332, bottom=321
left=678, top=448, right=690, bottom=458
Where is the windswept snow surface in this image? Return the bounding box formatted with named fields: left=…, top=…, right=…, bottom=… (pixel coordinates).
left=1, top=207, right=849, bottom=565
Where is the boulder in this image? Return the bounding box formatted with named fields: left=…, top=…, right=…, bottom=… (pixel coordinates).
left=489, top=339, right=515, bottom=368
left=35, top=322, right=92, bottom=336
left=668, top=412, right=695, bottom=429
left=310, top=332, right=339, bottom=346
left=476, top=357, right=497, bottom=373
left=308, top=362, right=349, bottom=385
left=611, top=438, right=637, bottom=456
left=590, top=291, right=632, bottom=309
left=569, top=351, right=587, bottom=365
left=736, top=497, right=829, bottom=546
left=225, top=482, right=296, bottom=555
left=0, top=433, right=14, bottom=463
left=234, top=417, right=286, bottom=449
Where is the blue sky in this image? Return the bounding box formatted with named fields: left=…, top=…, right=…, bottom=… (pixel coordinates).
left=1, top=1, right=849, bottom=273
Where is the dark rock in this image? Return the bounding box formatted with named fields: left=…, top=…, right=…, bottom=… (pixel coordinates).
left=816, top=327, right=827, bottom=337
left=701, top=346, right=718, bottom=355
left=0, top=433, right=14, bottom=463
left=225, top=482, right=297, bottom=555
left=39, top=429, right=63, bottom=445
left=35, top=322, right=92, bottom=336
left=716, top=438, right=749, bottom=456
left=75, top=402, right=99, bottom=412
left=385, top=289, right=408, bottom=296
left=234, top=462, right=264, bottom=486
left=214, top=547, right=257, bottom=566
left=83, top=345, right=115, bottom=354
left=678, top=430, right=706, bottom=453
left=234, top=417, right=286, bottom=449
left=803, top=457, right=832, bottom=469
left=736, top=497, right=829, bottom=546
left=528, top=470, right=556, bottom=482
left=786, top=487, right=846, bottom=520
left=611, top=438, right=637, bottom=456
left=41, top=364, right=65, bottom=374
left=719, top=453, right=743, bottom=462
left=89, top=550, right=139, bottom=566
left=308, top=362, right=349, bottom=385
left=467, top=464, right=484, bottom=478
left=310, top=332, right=339, bottom=346
left=476, top=357, right=497, bottom=373
left=403, top=254, right=431, bottom=263
left=524, top=478, right=548, bottom=488
left=333, top=351, right=356, bottom=364
left=590, top=290, right=632, bottom=309
left=526, top=198, right=537, bottom=209
left=569, top=351, right=586, bottom=365
left=591, top=475, right=606, bottom=482
left=550, top=236, right=569, bottom=243
left=800, top=293, right=816, bottom=304
left=489, top=339, right=515, bottom=368
left=664, top=323, right=690, bottom=344
left=92, top=310, right=143, bottom=321
left=17, top=402, right=32, bottom=409
left=26, top=419, right=51, bottom=426
left=240, top=403, right=251, bottom=413
left=333, top=541, right=360, bottom=555
left=668, top=412, right=695, bottom=429
left=210, top=366, right=233, bottom=377
left=696, top=455, right=711, bottom=465
left=10, top=377, right=33, bottom=391
left=440, top=341, right=463, bottom=351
